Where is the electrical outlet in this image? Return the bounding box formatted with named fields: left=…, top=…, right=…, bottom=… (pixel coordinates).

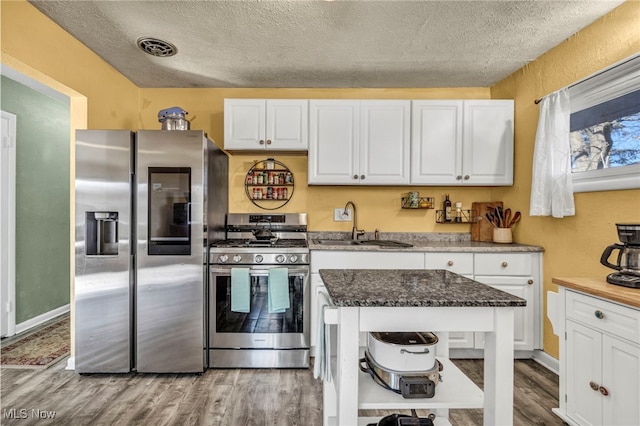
left=334, top=208, right=352, bottom=221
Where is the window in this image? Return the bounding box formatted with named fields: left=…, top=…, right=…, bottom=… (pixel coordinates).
left=568, top=54, right=640, bottom=192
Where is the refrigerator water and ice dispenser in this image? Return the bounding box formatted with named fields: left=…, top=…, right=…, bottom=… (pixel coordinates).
left=85, top=211, right=118, bottom=256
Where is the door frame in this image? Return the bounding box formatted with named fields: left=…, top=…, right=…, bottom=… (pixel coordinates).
left=1, top=110, right=17, bottom=337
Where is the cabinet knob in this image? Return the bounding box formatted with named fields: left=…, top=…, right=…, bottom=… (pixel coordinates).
left=259, top=139, right=265, bottom=145
left=599, top=386, right=609, bottom=396
left=266, top=139, right=272, bottom=145
left=360, top=175, right=365, bottom=180
left=456, top=175, right=462, bottom=180
left=353, top=175, right=359, bottom=180
left=447, top=260, right=454, bottom=266
left=527, top=279, right=534, bottom=285
left=464, top=175, right=470, bottom=180
left=501, top=261, right=508, bottom=268
left=594, top=310, right=605, bottom=319
left=589, top=381, right=600, bottom=391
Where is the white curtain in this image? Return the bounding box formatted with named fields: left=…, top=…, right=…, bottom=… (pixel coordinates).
left=530, top=88, right=575, bottom=218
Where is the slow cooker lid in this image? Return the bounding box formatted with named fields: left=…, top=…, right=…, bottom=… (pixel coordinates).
left=370, top=332, right=438, bottom=346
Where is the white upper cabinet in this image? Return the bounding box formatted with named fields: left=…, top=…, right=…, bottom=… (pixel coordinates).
left=224, top=99, right=308, bottom=151
left=411, top=99, right=514, bottom=185
left=308, top=100, right=410, bottom=185
left=308, top=100, right=359, bottom=184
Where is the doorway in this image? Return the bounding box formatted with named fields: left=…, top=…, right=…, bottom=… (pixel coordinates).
left=1, top=65, right=71, bottom=334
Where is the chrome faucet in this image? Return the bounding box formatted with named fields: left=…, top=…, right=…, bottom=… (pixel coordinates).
left=344, top=201, right=365, bottom=240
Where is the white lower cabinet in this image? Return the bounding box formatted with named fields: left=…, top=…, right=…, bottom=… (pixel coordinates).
left=424, top=251, right=541, bottom=352
left=310, top=251, right=424, bottom=349
left=473, top=276, right=535, bottom=351
left=424, top=252, right=475, bottom=349
left=310, top=250, right=542, bottom=354
left=561, top=290, right=640, bottom=426
left=472, top=253, right=540, bottom=352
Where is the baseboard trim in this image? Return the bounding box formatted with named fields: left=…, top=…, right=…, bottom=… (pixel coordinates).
left=532, top=349, right=559, bottom=375
left=14, top=304, right=70, bottom=335
left=66, top=356, right=75, bottom=371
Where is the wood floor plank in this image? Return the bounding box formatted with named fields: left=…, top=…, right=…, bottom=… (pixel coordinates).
left=1, top=357, right=559, bottom=425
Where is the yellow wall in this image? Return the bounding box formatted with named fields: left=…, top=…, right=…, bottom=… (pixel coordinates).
left=138, top=87, right=494, bottom=231
left=2, top=0, right=141, bottom=357
left=491, top=0, right=640, bottom=358
left=1, top=1, right=139, bottom=129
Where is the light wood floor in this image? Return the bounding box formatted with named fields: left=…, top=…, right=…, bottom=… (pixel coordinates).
left=1, top=355, right=561, bottom=425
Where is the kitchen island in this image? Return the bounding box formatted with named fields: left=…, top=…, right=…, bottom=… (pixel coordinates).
left=319, top=268, right=526, bottom=426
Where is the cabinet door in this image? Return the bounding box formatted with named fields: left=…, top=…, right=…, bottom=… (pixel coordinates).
left=602, top=335, right=640, bottom=426
left=462, top=100, right=514, bottom=185
left=308, top=100, right=360, bottom=184
left=426, top=252, right=474, bottom=349
left=473, top=276, right=534, bottom=351
left=359, top=101, right=410, bottom=185
left=566, top=320, right=603, bottom=426
left=224, top=99, right=266, bottom=150
left=410, top=100, right=463, bottom=185
left=266, top=100, right=308, bottom=150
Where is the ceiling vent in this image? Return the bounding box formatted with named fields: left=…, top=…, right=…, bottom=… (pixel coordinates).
left=136, top=37, right=177, bottom=57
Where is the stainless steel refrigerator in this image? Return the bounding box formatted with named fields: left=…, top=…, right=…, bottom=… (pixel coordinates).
left=74, top=129, right=228, bottom=373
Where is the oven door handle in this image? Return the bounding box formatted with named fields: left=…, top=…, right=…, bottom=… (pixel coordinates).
left=209, top=267, right=309, bottom=276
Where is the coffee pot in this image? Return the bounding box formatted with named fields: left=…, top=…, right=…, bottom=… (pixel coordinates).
left=600, top=223, right=640, bottom=288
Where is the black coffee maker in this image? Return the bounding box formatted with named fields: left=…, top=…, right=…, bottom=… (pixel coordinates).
left=600, top=223, right=640, bottom=288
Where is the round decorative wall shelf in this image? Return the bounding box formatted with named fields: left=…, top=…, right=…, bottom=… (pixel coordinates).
left=244, top=158, right=294, bottom=210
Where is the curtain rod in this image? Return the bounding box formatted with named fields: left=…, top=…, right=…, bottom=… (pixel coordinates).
left=532, top=54, right=640, bottom=105
left=534, top=79, right=584, bottom=104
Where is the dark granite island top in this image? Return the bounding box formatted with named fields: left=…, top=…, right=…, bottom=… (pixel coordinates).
left=319, top=269, right=526, bottom=308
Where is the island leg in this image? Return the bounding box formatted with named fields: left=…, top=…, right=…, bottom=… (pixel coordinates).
left=484, top=307, right=515, bottom=425
left=337, top=307, right=360, bottom=425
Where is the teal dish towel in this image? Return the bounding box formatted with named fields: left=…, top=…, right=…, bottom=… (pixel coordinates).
left=268, top=268, right=290, bottom=314
left=231, top=268, right=250, bottom=313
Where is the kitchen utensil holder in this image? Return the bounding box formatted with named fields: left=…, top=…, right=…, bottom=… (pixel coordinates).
left=435, top=209, right=477, bottom=223
left=493, top=227, right=513, bottom=243
left=245, top=158, right=294, bottom=210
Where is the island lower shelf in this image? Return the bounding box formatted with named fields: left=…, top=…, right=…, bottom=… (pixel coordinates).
left=326, top=350, right=483, bottom=411
left=357, top=357, right=483, bottom=410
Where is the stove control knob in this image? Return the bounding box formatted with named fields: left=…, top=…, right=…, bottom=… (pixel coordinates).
left=233, top=255, right=242, bottom=263
left=289, top=255, right=298, bottom=263
left=219, top=255, right=229, bottom=263
left=255, top=255, right=264, bottom=263
left=276, top=255, right=286, bottom=263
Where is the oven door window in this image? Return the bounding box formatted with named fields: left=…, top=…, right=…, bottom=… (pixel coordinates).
left=148, top=167, right=191, bottom=255
left=215, top=275, right=304, bottom=334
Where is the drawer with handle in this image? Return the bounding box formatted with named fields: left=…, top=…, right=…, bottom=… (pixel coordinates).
left=424, top=252, right=473, bottom=275
left=474, top=253, right=532, bottom=276
left=566, top=290, right=640, bottom=342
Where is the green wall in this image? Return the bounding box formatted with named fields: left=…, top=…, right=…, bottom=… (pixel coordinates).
left=1, top=76, right=70, bottom=323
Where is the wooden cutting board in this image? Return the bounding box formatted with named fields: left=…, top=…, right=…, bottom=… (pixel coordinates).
left=471, top=201, right=503, bottom=242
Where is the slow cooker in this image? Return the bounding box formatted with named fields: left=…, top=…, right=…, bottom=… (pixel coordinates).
left=360, top=332, right=442, bottom=399
left=368, top=331, right=438, bottom=371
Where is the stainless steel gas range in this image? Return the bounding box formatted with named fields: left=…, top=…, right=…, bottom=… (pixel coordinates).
left=207, top=213, right=309, bottom=368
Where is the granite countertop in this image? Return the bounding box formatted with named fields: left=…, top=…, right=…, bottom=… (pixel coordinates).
left=319, top=269, right=527, bottom=308
left=308, top=232, right=543, bottom=253
left=552, top=277, right=640, bottom=309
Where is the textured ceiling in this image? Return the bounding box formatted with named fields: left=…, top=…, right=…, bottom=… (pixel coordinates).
left=29, top=0, right=626, bottom=88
